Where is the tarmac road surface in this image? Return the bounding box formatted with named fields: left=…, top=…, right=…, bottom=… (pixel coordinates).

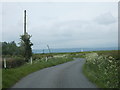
left=13, top=58, right=97, bottom=88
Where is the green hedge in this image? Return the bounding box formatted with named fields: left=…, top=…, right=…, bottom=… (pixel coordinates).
left=2, top=57, right=25, bottom=68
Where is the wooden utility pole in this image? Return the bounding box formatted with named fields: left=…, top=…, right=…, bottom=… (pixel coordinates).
left=24, top=10, right=27, bottom=35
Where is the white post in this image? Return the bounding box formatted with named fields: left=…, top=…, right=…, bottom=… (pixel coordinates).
left=45, top=57, right=48, bottom=62
left=4, top=58, right=6, bottom=69
left=30, top=57, right=32, bottom=64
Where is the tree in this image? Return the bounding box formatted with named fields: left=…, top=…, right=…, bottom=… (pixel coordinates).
left=2, top=41, right=19, bottom=55
left=20, top=33, right=33, bottom=62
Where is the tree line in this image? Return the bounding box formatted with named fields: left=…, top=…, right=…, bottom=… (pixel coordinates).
left=2, top=41, right=22, bottom=56
left=2, top=33, right=33, bottom=62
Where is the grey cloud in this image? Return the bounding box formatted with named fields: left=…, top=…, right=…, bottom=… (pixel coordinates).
left=2, top=2, right=117, bottom=49
left=94, top=12, right=117, bottom=25
left=30, top=19, right=117, bottom=49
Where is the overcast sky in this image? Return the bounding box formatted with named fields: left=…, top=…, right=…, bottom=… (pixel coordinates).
left=2, top=2, right=118, bottom=49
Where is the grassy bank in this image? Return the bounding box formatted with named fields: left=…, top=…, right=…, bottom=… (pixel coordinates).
left=82, top=50, right=119, bottom=88
left=2, top=55, right=73, bottom=88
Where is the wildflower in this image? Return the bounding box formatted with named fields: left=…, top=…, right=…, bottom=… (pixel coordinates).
left=108, top=60, right=112, bottom=63
left=109, top=56, right=113, bottom=59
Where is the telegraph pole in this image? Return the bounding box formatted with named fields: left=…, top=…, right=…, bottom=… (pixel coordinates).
left=24, top=10, right=27, bottom=35
left=22, top=10, right=33, bottom=62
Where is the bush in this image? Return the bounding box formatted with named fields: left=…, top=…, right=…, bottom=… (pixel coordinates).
left=2, top=57, right=25, bottom=68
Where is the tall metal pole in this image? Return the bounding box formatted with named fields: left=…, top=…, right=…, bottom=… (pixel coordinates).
left=47, top=45, right=51, bottom=53
left=24, top=10, right=27, bottom=35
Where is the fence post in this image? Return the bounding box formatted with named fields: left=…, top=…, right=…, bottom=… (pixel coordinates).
left=30, top=57, right=32, bottom=64
left=45, top=57, right=48, bottom=62
left=4, top=58, right=6, bottom=69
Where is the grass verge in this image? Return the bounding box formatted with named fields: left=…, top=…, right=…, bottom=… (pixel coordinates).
left=82, top=51, right=119, bottom=88
left=82, top=63, right=105, bottom=88
left=0, top=69, right=2, bottom=89
left=2, top=56, right=73, bottom=88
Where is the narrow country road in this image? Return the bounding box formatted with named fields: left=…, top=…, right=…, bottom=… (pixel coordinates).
left=13, top=58, right=97, bottom=88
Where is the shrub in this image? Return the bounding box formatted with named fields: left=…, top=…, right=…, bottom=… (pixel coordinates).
left=2, top=57, right=25, bottom=68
